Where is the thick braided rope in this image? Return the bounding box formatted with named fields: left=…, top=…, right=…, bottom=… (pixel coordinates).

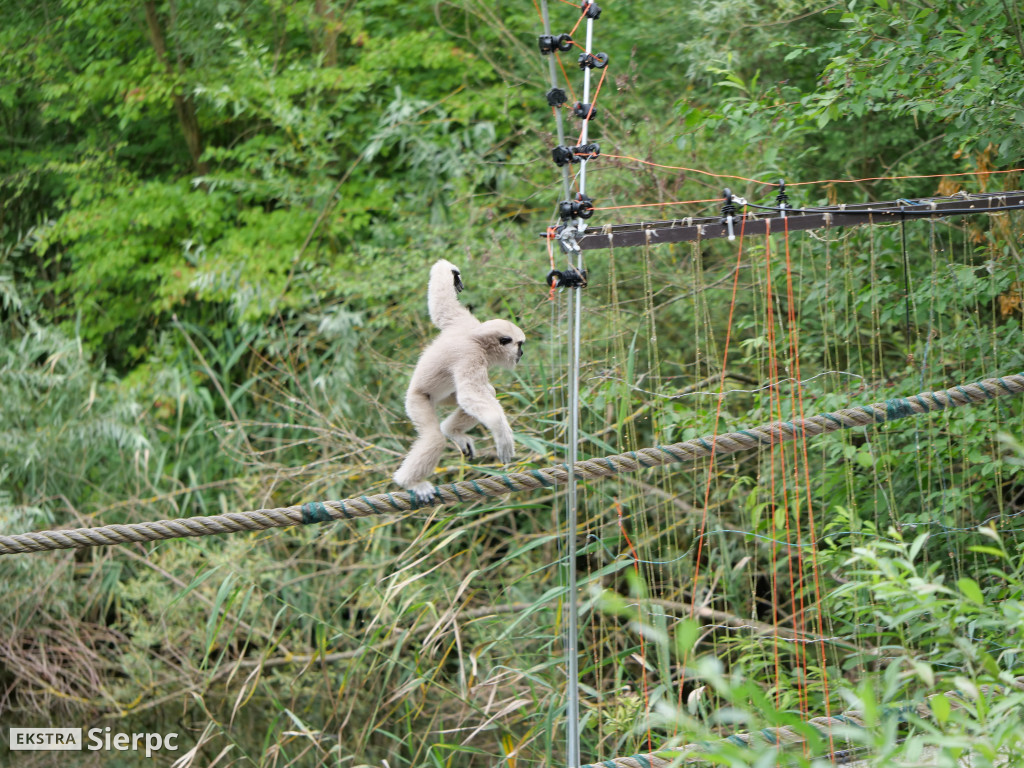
left=1, top=373, right=1021, bottom=556
left=584, top=677, right=1024, bottom=766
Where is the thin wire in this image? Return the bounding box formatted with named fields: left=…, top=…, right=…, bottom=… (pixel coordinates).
left=616, top=501, right=653, bottom=752
left=603, top=153, right=767, bottom=184
left=744, top=200, right=1024, bottom=216
left=554, top=52, right=578, bottom=106
left=899, top=212, right=913, bottom=354
left=681, top=214, right=748, bottom=697
left=782, top=214, right=836, bottom=751
left=591, top=198, right=720, bottom=212
left=569, top=8, right=587, bottom=37
left=576, top=65, right=608, bottom=146
left=600, top=155, right=1024, bottom=188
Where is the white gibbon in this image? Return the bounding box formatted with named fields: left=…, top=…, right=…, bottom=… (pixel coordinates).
left=393, top=259, right=526, bottom=503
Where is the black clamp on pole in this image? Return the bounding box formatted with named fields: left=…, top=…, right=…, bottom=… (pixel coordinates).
left=558, top=193, right=595, bottom=221
left=574, top=142, right=600, bottom=161
left=581, top=1, right=602, bottom=19
left=572, top=101, right=597, bottom=120
left=547, top=264, right=589, bottom=289
left=578, top=51, right=609, bottom=70
left=551, top=143, right=601, bottom=167
left=547, top=88, right=568, bottom=107
left=721, top=188, right=738, bottom=241
left=538, top=33, right=573, bottom=55
left=775, top=179, right=790, bottom=219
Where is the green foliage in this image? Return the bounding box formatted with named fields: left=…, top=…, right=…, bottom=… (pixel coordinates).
left=811, top=1, right=1024, bottom=162
left=2, top=0, right=1024, bottom=766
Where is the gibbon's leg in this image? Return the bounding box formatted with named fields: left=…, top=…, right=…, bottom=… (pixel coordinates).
left=441, top=407, right=479, bottom=459
left=394, top=392, right=448, bottom=504
left=453, top=375, right=515, bottom=465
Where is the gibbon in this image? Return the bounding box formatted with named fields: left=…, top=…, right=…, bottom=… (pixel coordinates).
left=393, top=259, right=526, bottom=503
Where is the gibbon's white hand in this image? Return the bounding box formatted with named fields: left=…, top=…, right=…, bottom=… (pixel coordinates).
left=393, top=260, right=525, bottom=505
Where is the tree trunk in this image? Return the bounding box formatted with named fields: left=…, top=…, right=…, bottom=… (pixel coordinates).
left=143, top=1, right=208, bottom=175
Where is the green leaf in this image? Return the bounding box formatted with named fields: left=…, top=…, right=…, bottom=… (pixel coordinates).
left=957, top=577, right=985, bottom=605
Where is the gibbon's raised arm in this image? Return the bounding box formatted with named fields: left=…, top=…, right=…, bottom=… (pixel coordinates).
left=428, top=259, right=476, bottom=331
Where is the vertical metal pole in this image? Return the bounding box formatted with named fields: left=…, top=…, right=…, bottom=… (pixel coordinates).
left=565, top=281, right=582, bottom=768
left=565, top=14, right=596, bottom=768
left=540, top=0, right=572, bottom=202
left=578, top=18, right=594, bottom=195
left=539, top=2, right=582, bottom=765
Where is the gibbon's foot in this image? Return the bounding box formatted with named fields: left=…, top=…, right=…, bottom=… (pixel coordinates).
left=408, top=482, right=439, bottom=506
left=449, top=434, right=476, bottom=460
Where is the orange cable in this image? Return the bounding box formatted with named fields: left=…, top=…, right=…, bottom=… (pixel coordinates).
left=569, top=8, right=587, bottom=37
left=576, top=65, right=609, bottom=146
left=554, top=52, right=577, bottom=104
left=680, top=214, right=748, bottom=707
left=788, top=167, right=1024, bottom=187
left=546, top=227, right=558, bottom=301
left=762, top=220, right=786, bottom=712
left=599, top=155, right=1024, bottom=189
left=530, top=0, right=545, bottom=25
left=616, top=501, right=653, bottom=752
left=781, top=215, right=836, bottom=751
left=592, top=198, right=720, bottom=212
left=603, top=154, right=769, bottom=184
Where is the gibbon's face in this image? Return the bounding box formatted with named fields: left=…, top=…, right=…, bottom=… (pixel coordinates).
left=477, top=319, right=526, bottom=369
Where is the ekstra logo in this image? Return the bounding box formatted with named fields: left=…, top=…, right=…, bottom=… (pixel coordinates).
left=9, top=728, right=82, bottom=750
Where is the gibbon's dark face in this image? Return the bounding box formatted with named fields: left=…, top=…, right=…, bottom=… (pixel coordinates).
left=499, top=333, right=524, bottom=363
left=478, top=319, right=526, bottom=369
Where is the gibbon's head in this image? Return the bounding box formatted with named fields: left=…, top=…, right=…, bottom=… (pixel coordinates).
left=475, top=319, right=526, bottom=370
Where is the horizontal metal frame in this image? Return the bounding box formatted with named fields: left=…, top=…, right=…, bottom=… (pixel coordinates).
left=567, top=192, right=1024, bottom=251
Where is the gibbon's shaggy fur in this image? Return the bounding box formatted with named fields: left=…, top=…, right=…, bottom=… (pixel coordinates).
left=393, top=259, right=526, bottom=503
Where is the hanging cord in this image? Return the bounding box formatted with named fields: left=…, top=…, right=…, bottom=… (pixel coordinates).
left=899, top=208, right=915, bottom=363
left=680, top=208, right=748, bottom=714
left=599, top=156, right=1024, bottom=190
left=781, top=213, right=836, bottom=750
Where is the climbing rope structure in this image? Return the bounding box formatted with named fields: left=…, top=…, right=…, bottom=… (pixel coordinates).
left=527, top=2, right=1024, bottom=760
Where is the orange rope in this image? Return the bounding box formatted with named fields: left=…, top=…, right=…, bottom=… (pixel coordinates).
left=603, top=154, right=769, bottom=184
left=599, top=154, right=1024, bottom=189
left=591, top=198, right=720, bottom=212
left=616, top=501, right=653, bottom=752
left=788, top=167, right=1024, bottom=187
left=679, top=215, right=748, bottom=717
left=530, top=0, right=545, bottom=25
left=554, top=52, right=577, bottom=104
left=569, top=8, right=587, bottom=37
left=781, top=215, right=836, bottom=751
left=761, top=220, right=787, bottom=712
left=771, top=221, right=810, bottom=727
left=576, top=65, right=609, bottom=146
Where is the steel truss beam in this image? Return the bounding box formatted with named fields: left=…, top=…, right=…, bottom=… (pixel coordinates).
left=565, top=191, right=1024, bottom=251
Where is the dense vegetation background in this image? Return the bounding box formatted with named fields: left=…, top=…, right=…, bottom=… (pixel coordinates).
left=2, top=0, right=1024, bottom=765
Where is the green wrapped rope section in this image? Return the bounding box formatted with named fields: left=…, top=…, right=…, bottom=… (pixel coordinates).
left=0, top=373, right=1021, bottom=556
left=578, top=677, right=1024, bottom=766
